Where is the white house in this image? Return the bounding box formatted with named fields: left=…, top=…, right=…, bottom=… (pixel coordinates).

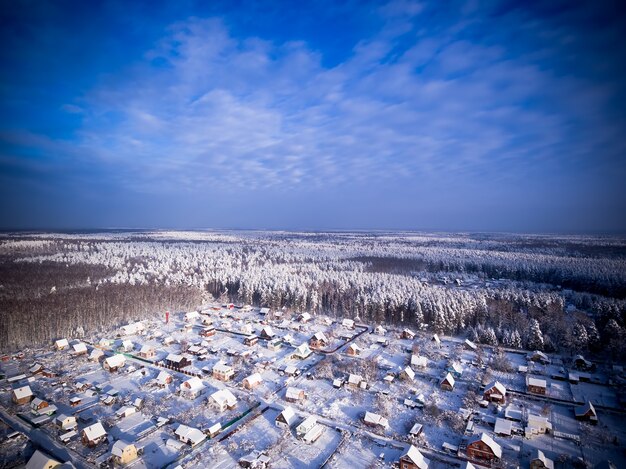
left=175, top=424, right=206, bottom=446
left=276, top=407, right=297, bottom=429
left=55, top=338, right=69, bottom=350
left=363, top=411, right=389, bottom=430
left=180, top=377, right=205, bottom=399
left=210, top=389, right=237, bottom=412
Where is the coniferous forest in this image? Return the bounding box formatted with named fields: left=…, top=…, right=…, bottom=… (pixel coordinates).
left=1, top=230, right=624, bottom=357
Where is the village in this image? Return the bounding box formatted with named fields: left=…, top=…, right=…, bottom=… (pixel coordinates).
left=1, top=305, right=625, bottom=469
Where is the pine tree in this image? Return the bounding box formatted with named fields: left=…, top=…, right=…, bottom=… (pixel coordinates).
left=527, top=319, right=544, bottom=350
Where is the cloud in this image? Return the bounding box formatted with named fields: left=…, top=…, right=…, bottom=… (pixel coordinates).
left=2, top=0, right=626, bottom=230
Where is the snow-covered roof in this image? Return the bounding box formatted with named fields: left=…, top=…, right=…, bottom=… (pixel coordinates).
left=441, top=373, right=455, bottom=387
left=364, top=411, right=389, bottom=428
left=286, top=387, right=304, bottom=400
left=432, top=334, right=440, bottom=343
left=342, top=318, right=354, bottom=327
left=140, top=344, right=154, bottom=353
left=348, top=374, right=363, bottom=385
left=278, top=407, right=297, bottom=426
left=494, top=417, right=512, bottom=436
left=401, top=445, right=430, bottom=469
left=13, top=385, right=33, bottom=400
left=411, top=355, right=428, bottom=367
left=403, top=367, right=415, bottom=380
left=465, top=339, right=477, bottom=349
left=575, top=400, right=597, bottom=417
left=175, top=424, right=206, bottom=445
left=312, top=331, right=328, bottom=342
left=26, top=449, right=60, bottom=469
left=181, top=377, right=205, bottom=393
left=294, top=343, right=311, bottom=357
left=210, top=389, right=237, bottom=408
left=55, top=338, right=69, bottom=348
left=104, top=354, right=125, bottom=368
left=244, top=372, right=262, bottom=386
left=213, top=362, right=233, bottom=373
left=111, top=440, right=135, bottom=457
left=72, top=343, right=87, bottom=353
left=166, top=353, right=185, bottom=363
left=156, top=371, right=172, bottom=384
left=485, top=380, right=506, bottom=396
left=83, top=422, right=106, bottom=442
left=471, top=433, right=502, bottom=458
left=533, top=450, right=554, bottom=469
left=261, top=326, right=275, bottom=337
left=526, top=375, right=547, bottom=388
left=300, top=312, right=311, bottom=322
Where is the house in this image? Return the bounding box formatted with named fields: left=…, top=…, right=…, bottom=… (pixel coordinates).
left=259, top=307, right=270, bottom=316
left=293, top=343, right=312, bottom=359
left=268, top=338, right=282, bottom=351
left=12, top=385, right=33, bottom=405
left=526, top=376, right=547, bottom=395
left=464, top=339, right=477, bottom=351
left=409, top=422, right=424, bottom=437
left=347, top=374, right=363, bottom=389
left=527, top=351, right=550, bottom=364
left=82, top=421, right=107, bottom=447
left=200, top=326, right=216, bottom=337
left=175, top=424, right=206, bottom=446
left=185, top=311, right=201, bottom=322
left=309, top=332, right=329, bottom=349
left=441, top=373, right=455, bottom=391
left=55, top=338, right=69, bottom=350
left=244, top=335, right=259, bottom=346
left=275, top=407, right=297, bottom=429
left=466, top=433, right=502, bottom=462
left=139, top=345, right=155, bottom=359
left=31, top=398, right=49, bottom=412
left=283, top=365, right=299, bottom=376
left=89, top=349, right=104, bottom=362
left=342, top=318, right=355, bottom=329
left=165, top=353, right=191, bottom=371
left=120, top=322, right=144, bottom=336
left=398, top=445, right=430, bottom=469
left=411, top=355, right=428, bottom=369
left=432, top=334, right=441, bottom=347
left=346, top=343, right=362, bottom=356
left=363, top=411, right=389, bottom=430
left=120, top=340, right=134, bottom=352
left=374, top=325, right=387, bottom=335
left=213, top=362, right=235, bottom=381
left=525, top=414, right=552, bottom=437
left=285, top=387, right=305, bottom=403
left=72, top=342, right=88, bottom=355
left=530, top=449, right=554, bottom=469
left=573, top=355, right=595, bottom=371
left=180, top=377, right=205, bottom=399
left=260, top=326, right=275, bottom=340
left=446, top=362, right=463, bottom=377
left=155, top=371, right=173, bottom=387
left=494, top=417, right=512, bottom=436
left=239, top=451, right=270, bottom=468
left=103, top=354, right=126, bottom=372
left=402, top=366, right=416, bottom=381
left=69, top=396, right=82, bottom=407
left=299, top=312, right=312, bottom=323
left=402, top=329, right=416, bottom=340
left=483, top=381, right=506, bottom=404
left=210, top=389, right=237, bottom=412
left=56, top=414, right=77, bottom=431
left=29, top=363, right=43, bottom=374
left=242, top=372, right=263, bottom=390
left=208, top=422, right=221, bottom=437
left=116, top=406, right=136, bottom=418
left=575, top=400, right=598, bottom=424
left=25, top=449, right=61, bottom=469
left=111, top=440, right=138, bottom=465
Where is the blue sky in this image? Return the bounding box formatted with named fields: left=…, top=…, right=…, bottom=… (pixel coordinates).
left=1, top=0, right=625, bottom=232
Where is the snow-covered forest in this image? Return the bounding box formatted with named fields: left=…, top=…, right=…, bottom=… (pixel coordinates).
left=1, top=230, right=625, bottom=355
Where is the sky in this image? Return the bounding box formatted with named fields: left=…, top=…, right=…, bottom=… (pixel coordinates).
left=1, top=0, right=625, bottom=233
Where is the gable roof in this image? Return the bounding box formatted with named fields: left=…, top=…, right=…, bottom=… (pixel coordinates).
left=277, top=407, right=297, bottom=426
left=401, top=445, right=430, bottom=469
left=26, top=449, right=61, bottom=469
left=470, top=433, right=502, bottom=458
left=12, top=385, right=33, bottom=400
left=210, top=389, right=237, bottom=408
left=83, top=422, right=106, bottom=441
left=485, top=381, right=506, bottom=396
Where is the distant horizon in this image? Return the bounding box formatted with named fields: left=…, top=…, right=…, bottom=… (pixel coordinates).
left=2, top=226, right=626, bottom=237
